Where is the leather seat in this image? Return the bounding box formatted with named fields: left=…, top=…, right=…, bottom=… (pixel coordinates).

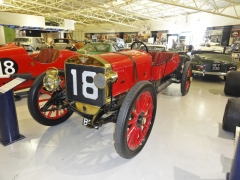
left=34, top=48, right=60, bottom=63
left=149, top=51, right=175, bottom=65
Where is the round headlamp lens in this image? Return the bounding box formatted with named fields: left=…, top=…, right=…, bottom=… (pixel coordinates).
left=94, top=73, right=106, bottom=89
left=43, top=67, right=61, bottom=91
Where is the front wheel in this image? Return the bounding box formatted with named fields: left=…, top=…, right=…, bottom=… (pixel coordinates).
left=224, top=71, right=240, bottom=96
left=27, top=71, right=73, bottom=126
left=222, top=98, right=240, bottom=133
left=181, top=61, right=192, bottom=96
left=114, top=81, right=157, bottom=159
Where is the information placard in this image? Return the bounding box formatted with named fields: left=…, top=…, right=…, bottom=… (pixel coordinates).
left=0, top=77, right=25, bottom=94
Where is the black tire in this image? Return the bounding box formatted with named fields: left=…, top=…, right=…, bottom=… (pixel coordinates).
left=28, top=71, right=73, bottom=126
left=114, top=81, right=157, bottom=159
left=131, top=42, right=148, bottom=53
left=181, top=61, right=192, bottom=96
left=222, top=98, right=240, bottom=133
left=224, top=71, right=240, bottom=96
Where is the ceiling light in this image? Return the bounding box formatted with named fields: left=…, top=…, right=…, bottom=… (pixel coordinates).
left=0, top=0, right=3, bottom=4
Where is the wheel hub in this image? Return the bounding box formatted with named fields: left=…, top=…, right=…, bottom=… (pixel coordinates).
left=137, top=112, right=145, bottom=127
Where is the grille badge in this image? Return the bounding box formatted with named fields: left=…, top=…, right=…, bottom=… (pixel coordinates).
left=80, top=56, right=88, bottom=63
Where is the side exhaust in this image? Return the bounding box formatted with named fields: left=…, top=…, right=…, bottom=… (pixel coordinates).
left=157, top=79, right=172, bottom=93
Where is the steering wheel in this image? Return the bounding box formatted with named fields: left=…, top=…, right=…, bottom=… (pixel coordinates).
left=130, top=41, right=148, bottom=53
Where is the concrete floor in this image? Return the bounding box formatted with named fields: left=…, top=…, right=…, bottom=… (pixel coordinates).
left=0, top=76, right=235, bottom=180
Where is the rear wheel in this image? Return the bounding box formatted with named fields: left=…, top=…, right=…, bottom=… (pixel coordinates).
left=224, top=71, right=240, bottom=96
left=114, top=81, right=157, bottom=159
left=28, top=71, right=73, bottom=126
left=181, top=61, right=192, bottom=96
left=222, top=98, right=240, bottom=133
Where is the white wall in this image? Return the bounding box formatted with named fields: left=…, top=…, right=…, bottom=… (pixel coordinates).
left=0, top=26, right=6, bottom=44
left=0, top=12, right=75, bottom=30
left=0, top=12, right=45, bottom=27
left=45, top=19, right=75, bottom=31
left=64, top=19, right=75, bottom=30
left=72, top=30, right=85, bottom=41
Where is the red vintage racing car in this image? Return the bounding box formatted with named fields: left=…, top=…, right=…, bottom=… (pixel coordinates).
left=0, top=43, right=78, bottom=91
left=27, top=42, right=192, bottom=159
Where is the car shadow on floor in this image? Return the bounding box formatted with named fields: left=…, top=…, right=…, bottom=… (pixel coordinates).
left=33, top=117, right=128, bottom=177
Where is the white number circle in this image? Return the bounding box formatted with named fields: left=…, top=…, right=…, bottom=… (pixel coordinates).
left=4, top=61, right=15, bottom=74
left=0, top=59, right=18, bottom=75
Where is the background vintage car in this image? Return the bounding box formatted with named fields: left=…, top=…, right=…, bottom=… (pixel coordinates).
left=0, top=43, right=78, bottom=91
left=230, top=41, right=240, bottom=61
left=195, top=42, right=224, bottom=53
left=125, top=43, right=133, bottom=49
left=191, top=50, right=237, bottom=80
left=50, top=38, right=76, bottom=50
left=12, top=37, right=48, bottom=50
left=77, top=42, right=125, bottom=54
left=168, top=49, right=191, bottom=63
left=139, top=44, right=166, bottom=51
left=71, top=40, right=85, bottom=49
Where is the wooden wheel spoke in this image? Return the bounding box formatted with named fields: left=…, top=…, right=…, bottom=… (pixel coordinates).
left=127, top=124, right=136, bottom=137
left=38, top=98, right=50, bottom=102
left=135, top=98, right=141, bottom=113
left=128, top=126, right=139, bottom=147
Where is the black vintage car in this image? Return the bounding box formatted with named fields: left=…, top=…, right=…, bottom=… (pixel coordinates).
left=191, top=51, right=237, bottom=80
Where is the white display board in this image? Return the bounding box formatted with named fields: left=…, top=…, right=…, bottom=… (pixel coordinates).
left=0, top=77, right=25, bottom=94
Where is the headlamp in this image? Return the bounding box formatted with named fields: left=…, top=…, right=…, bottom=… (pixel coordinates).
left=94, top=71, right=118, bottom=89
left=43, top=67, right=61, bottom=91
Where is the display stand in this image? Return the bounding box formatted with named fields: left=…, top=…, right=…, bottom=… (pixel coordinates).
left=0, top=78, right=26, bottom=146
left=226, top=129, right=240, bottom=180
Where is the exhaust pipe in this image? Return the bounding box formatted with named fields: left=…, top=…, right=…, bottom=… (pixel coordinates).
left=157, top=79, right=172, bottom=93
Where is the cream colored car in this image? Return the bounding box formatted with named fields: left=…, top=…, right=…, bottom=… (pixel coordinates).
left=196, top=42, right=224, bottom=53
left=12, top=37, right=48, bottom=51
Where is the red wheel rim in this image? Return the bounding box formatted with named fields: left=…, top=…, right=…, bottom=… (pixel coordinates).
left=127, top=91, right=154, bottom=150
left=37, top=77, right=69, bottom=120
left=185, top=67, right=192, bottom=90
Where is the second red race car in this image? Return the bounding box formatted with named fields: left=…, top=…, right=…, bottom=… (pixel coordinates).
left=0, top=43, right=78, bottom=91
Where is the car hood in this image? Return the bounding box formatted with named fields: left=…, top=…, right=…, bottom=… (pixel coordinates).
left=77, top=49, right=106, bottom=55
left=192, top=53, right=234, bottom=64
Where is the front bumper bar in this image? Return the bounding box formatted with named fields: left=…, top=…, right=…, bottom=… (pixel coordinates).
left=192, top=70, right=229, bottom=76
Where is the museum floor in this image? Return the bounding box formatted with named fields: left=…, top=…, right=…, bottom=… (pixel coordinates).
left=0, top=76, right=235, bottom=180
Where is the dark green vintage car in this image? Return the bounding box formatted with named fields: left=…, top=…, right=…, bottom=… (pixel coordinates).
left=77, top=42, right=124, bottom=54
left=191, top=51, right=238, bottom=79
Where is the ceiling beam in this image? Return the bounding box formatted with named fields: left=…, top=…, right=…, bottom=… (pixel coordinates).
left=151, top=0, right=240, bottom=19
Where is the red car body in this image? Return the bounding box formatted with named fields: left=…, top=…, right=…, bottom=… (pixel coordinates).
left=73, top=50, right=180, bottom=97
left=0, top=44, right=78, bottom=91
